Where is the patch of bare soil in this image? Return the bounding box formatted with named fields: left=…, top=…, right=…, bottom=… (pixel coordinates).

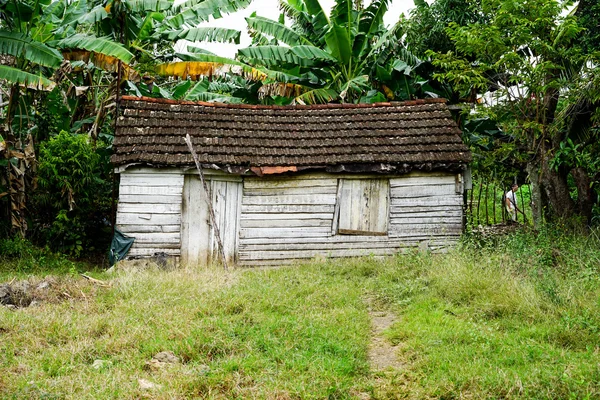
left=0, top=275, right=107, bottom=310
left=368, top=310, right=404, bottom=371
left=351, top=299, right=405, bottom=400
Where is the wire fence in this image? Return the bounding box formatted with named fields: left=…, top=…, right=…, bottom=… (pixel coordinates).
left=466, top=180, right=534, bottom=227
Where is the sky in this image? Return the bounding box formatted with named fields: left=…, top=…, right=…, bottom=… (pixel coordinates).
left=179, top=0, right=420, bottom=58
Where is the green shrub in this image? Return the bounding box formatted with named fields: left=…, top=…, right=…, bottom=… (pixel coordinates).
left=0, top=237, right=80, bottom=277
left=32, top=131, right=112, bottom=257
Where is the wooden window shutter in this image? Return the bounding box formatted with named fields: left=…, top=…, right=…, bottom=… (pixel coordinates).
left=337, top=179, right=389, bottom=235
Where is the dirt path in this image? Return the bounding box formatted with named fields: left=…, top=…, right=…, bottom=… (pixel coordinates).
left=368, top=309, right=404, bottom=371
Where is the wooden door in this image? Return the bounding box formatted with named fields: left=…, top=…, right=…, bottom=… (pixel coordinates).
left=181, top=175, right=242, bottom=266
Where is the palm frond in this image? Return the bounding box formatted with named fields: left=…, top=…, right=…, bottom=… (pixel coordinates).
left=294, top=88, right=338, bottom=104
left=55, top=34, right=134, bottom=64
left=62, top=50, right=140, bottom=81
left=239, top=46, right=315, bottom=67
left=156, top=61, right=226, bottom=80
left=303, top=0, right=330, bottom=32
left=0, top=65, right=56, bottom=90
left=184, top=81, right=244, bottom=102
left=339, top=74, right=369, bottom=100
left=168, top=27, right=241, bottom=44
left=290, top=45, right=337, bottom=61
left=245, top=15, right=307, bottom=46
left=76, top=5, right=109, bottom=25
left=124, top=0, right=173, bottom=12
left=353, top=0, right=389, bottom=57
left=137, top=12, right=165, bottom=42
left=330, top=0, right=355, bottom=29
left=0, top=31, right=63, bottom=68
left=187, top=45, right=216, bottom=55
left=324, top=26, right=352, bottom=64
left=174, top=0, right=252, bottom=22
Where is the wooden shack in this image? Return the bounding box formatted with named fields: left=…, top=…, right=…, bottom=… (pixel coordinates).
left=112, top=96, right=472, bottom=266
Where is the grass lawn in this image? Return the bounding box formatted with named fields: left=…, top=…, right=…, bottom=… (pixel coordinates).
left=1, top=228, right=600, bottom=399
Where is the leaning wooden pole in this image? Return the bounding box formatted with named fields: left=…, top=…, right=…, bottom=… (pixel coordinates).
left=184, top=134, right=229, bottom=270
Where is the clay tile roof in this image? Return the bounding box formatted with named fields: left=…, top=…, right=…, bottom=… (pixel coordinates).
left=112, top=96, right=471, bottom=172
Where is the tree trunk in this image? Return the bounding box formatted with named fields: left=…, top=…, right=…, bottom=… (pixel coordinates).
left=571, top=167, right=594, bottom=224
left=539, top=155, right=576, bottom=221
left=526, top=162, right=543, bottom=228
left=4, top=85, right=36, bottom=238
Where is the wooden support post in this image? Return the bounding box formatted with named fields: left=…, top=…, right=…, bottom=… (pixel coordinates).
left=519, top=184, right=527, bottom=224
left=484, top=183, right=489, bottom=226
left=184, top=134, right=229, bottom=270
left=476, top=180, right=483, bottom=226
left=492, top=184, right=497, bottom=225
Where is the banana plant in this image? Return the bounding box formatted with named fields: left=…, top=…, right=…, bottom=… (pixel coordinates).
left=231, top=0, right=426, bottom=104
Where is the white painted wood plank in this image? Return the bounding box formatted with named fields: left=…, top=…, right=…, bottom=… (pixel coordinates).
left=119, top=224, right=180, bottom=233
left=117, top=213, right=181, bottom=225
left=119, top=186, right=183, bottom=196
left=390, top=207, right=463, bottom=218
left=238, top=235, right=392, bottom=245
left=390, top=205, right=462, bottom=214
left=243, top=186, right=338, bottom=196
left=240, top=219, right=332, bottom=228
left=239, top=241, right=409, bottom=251
left=121, top=174, right=184, bottom=187
left=390, top=211, right=462, bottom=219
left=122, top=168, right=182, bottom=175
left=373, top=179, right=389, bottom=233
left=125, top=232, right=180, bottom=243
left=241, top=213, right=333, bottom=220
left=390, top=184, right=456, bottom=198
left=128, top=248, right=180, bottom=257
left=182, top=176, right=211, bottom=266
left=390, top=197, right=463, bottom=207
left=239, top=240, right=460, bottom=252
left=338, top=179, right=389, bottom=234
left=119, top=194, right=181, bottom=204
left=239, top=247, right=400, bottom=260
left=242, top=195, right=337, bottom=205
left=390, top=219, right=463, bottom=227
left=244, top=178, right=337, bottom=189
left=242, top=204, right=335, bottom=214
left=390, top=217, right=462, bottom=224
left=389, top=176, right=455, bottom=187
left=185, top=168, right=243, bottom=179
left=234, top=180, right=243, bottom=263
left=131, top=242, right=180, bottom=249
left=118, top=203, right=181, bottom=214
left=226, top=181, right=241, bottom=264
left=240, top=227, right=331, bottom=239
left=389, top=227, right=462, bottom=237
left=210, top=180, right=242, bottom=265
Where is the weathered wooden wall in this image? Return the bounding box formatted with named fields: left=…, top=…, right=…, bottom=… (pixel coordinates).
left=116, top=167, right=184, bottom=257
left=238, top=172, right=463, bottom=266
left=117, top=169, right=464, bottom=266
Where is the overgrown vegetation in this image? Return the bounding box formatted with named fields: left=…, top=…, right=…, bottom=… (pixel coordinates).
left=2, top=228, right=599, bottom=398
left=0, top=237, right=97, bottom=279
left=33, top=131, right=112, bottom=257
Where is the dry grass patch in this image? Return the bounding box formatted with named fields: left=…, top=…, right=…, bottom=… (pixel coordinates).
left=1, top=264, right=371, bottom=399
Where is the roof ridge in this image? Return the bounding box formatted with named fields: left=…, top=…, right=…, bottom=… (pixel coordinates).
left=119, top=95, right=448, bottom=109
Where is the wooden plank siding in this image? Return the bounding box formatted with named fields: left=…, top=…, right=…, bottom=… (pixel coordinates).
left=116, top=168, right=184, bottom=258
left=116, top=168, right=464, bottom=265
left=237, top=172, right=463, bottom=266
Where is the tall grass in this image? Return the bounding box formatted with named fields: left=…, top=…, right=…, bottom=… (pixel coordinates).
left=1, top=227, right=600, bottom=398
left=373, top=227, right=600, bottom=399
